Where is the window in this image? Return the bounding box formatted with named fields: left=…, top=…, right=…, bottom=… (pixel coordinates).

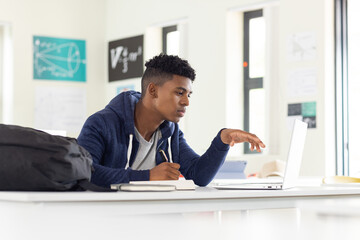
left=243, top=9, right=266, bottom=154
left=336, top=0, right=360, bottom=176
left=162, top=25, right=179, bottom=55
left=335, top=0, right=348, bottom=175
left=0, top=23, right=13, bottom=124
left=162, top=24, right=187, bottom=131
left=347, top=0, right=360, bottom=176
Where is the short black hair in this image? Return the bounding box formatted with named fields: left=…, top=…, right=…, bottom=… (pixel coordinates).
left=141, top=54, right=196, bottom=97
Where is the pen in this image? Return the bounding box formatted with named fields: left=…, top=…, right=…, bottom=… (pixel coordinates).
left=159, top=149, right=169, bottom=162
left=160, top=149, right=184, bottom=178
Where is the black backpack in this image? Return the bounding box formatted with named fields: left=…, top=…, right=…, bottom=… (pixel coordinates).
left=0, top=124, right=113, bottom=192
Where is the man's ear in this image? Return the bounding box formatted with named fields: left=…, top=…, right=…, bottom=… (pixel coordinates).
left=147, top=82, right=158, bottom=98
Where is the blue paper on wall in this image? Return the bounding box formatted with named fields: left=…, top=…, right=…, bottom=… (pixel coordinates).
left=33, top=36, right=86, bottom=82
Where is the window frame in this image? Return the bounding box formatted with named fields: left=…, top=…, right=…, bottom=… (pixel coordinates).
left=243, top=9, right=264, bottom=154
left=162, top=25, right=178, bottom=54
left=335, top=0, right=349, bottom=175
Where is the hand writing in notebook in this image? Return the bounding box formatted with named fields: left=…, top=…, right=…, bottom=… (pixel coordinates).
left=150, top=162, right=181, bottom=180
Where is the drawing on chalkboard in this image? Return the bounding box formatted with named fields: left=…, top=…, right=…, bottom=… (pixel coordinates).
left=110, top=46, right=142, bottom=74
left=108, top=35, right=144, bottom=82
left=33, top=36, right=86, bottom=82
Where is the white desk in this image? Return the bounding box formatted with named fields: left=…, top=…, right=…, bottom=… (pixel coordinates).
left=1, top=184, right=360, bottom=240
left=0, top=186, right=359, bottom=213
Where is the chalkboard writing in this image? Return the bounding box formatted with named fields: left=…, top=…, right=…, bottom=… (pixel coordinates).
left=108, top=35, right=143, bottom=81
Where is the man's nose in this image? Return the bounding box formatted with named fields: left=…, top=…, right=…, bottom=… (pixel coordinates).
left=181, top=95, right=190, bottom=106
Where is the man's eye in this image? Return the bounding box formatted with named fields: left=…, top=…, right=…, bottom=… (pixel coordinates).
left=177, top=92, right=184, bottom=96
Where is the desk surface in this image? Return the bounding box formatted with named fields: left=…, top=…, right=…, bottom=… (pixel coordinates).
left=1, top=185, right=360, bottom=202
left=2, top=181, right=360, bottom=240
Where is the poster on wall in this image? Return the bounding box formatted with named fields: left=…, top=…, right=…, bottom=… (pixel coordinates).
left=287, top=31, right=316, bottom=62
left=34, top=86, right=86, bottom=133
left=287, top=102, right=316, bottom=129
left=287, top=68, right=317, bottom=97
left=33, top=36, right=86, bottom=82
left=108, top=35, right=143, bottom=82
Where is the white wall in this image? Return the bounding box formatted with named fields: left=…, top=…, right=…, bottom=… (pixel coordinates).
left=278, top=0, right=335, bottom=176
left=0, top=0, right=106, bottom=136
left=0, top=26, right=3, bottom=122
left=0, top=0, right=335, bottom=177
left=105, top=0, right=266, bottom=152
left=106, top=0, right=335, bottom=176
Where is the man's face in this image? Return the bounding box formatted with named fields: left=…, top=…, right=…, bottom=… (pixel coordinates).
left=154, top=75, right=193, bottom=123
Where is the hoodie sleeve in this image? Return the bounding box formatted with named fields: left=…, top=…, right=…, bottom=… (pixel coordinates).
left=78, top=113, right=150, bottom=188
left=178, top=129, right=230, bottom=186
left=90, top=163, right=149, bottom=188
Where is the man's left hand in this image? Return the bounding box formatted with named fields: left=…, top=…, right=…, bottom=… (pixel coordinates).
left=220, top=129, right=266, bottom=152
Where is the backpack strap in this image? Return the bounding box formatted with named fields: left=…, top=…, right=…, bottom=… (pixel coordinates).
left=78, top=179, right=117, bottom=192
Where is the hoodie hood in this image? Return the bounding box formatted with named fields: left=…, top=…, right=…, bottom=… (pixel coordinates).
left=106, top=90, right=140, bottom=135
left=105, top=90, right=175, bottom=138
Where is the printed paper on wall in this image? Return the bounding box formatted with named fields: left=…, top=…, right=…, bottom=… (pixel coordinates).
left=34, top=86, right=86, bottom=133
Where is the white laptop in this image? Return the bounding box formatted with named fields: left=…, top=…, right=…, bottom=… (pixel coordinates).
left=214, top=119, right=308, bottom=190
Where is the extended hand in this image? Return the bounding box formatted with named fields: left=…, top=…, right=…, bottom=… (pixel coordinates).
left=220, top=129, right=266, bottom=152
left=149, top=162, right=181, bottom=180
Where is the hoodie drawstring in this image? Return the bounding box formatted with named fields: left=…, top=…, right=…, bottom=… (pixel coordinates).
left=167, top=137, right=173, bottom=163
left=126, top=134, right=172, bottom=168
left=125, top=134, right=133, bottom=169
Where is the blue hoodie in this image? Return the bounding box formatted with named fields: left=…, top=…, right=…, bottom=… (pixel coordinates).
left=78, top=90, right=230, bottom=187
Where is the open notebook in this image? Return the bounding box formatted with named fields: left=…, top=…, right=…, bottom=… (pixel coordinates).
left=214, top=119, right=308, bottom=190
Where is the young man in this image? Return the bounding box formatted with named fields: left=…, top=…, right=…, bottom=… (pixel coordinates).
left=78, top=54, right=265, bottom=187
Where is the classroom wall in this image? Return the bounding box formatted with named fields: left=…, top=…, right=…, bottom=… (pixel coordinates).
left=0, top=26, right=3, bottom=122
left=0, top=0, right=335, bottom=176
left=278, top=0, right=335, bottom=177
left=105, top=0, right=269, bottom=166
left=278, top=0, right=335, bottom=176
left=0, top=0, right=106, bottom=136
left=105, top=0, right=335, bottom=176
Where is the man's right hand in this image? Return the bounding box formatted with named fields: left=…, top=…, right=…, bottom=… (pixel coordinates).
left=149, top=162, right=181, bottom=180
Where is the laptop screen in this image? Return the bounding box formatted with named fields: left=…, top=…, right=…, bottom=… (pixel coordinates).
left=282, top=119, right=308, bottom=189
